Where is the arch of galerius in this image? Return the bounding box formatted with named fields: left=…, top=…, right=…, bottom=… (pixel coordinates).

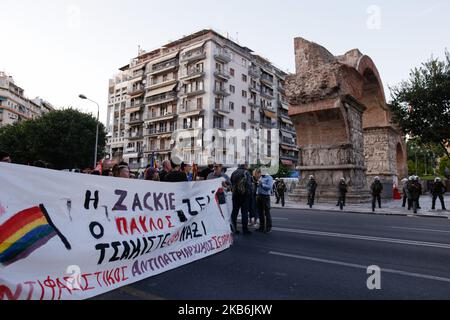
left=286, top=37, right=407, bottom=203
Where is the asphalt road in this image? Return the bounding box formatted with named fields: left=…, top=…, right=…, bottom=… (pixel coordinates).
left=95, top=208, right=450, bottom=300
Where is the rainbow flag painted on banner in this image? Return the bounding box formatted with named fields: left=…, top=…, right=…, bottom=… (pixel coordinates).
left=0, top=205, right=70, bottom=267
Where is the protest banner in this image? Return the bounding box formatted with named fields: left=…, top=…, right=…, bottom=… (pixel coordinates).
left=0, top=163, right=233, bottom=300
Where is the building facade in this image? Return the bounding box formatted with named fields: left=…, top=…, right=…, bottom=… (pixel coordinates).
left=0, top=72, right=54, bottom=127
left=106, top=30, right=298, bottom=170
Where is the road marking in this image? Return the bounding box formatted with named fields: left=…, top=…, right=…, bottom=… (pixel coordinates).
left=390, top=226, right=450, bottom=234
left=119, top=286, right=165, bottom=300
left=269, top=251, right=450, bottom=284
left=272, top=227, right=450, bottom=249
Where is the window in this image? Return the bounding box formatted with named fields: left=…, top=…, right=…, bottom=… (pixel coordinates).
left=229, top=119, right=234, bottom=128
left=230, top=85, right=235, bottom=93
left=229, top=102, right=234, bottom=111
left=242, top=90, right=247, bottom=98
left=242, top=74, right=247, bottom=82
left=241, top=123, right=247, bottom=130
left=242, top=106, right=246, bottom=114
left=197, top=98, right=203, bottom=109
left=230, top=68, right=235, bottom=77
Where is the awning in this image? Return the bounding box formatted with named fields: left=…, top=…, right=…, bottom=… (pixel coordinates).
left=129, top=91, right=144, bottom=99
left=126, top=107, right=141, bottom=114
left=263, top=110, right=276, bottom=119
left=147, top=83, right=177, bottom=97
left=280, top=102, right=289, bottom=110
left=158, top=134, right=173, bottom=139
left=150, top=51, right=179, bottom=66
left=281, top=145, right=298, bottom=151
left=182, top=41, right=206, bottom=53
left=281, top=160, right=293, bottom=166
left=280, top=117, right=293, bottom=125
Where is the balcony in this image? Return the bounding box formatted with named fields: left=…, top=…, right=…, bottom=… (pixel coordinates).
left=180, top=50, right=207, bottom=64
left=180, top=88, right=206, bottom=98
left=260, top=74, right=274, bottom=86
left=145, top=91, right=178, bottom=106
left=149, top=59, right=179, bottom=75
left=126, top=116, right=144, bottom=126
left=214, top=69, right=230, bottom=81
left=127, top=132, right=144, bottom=140
left=278, top=98, right=289, bottom=110
left=260, top=89, right=274, bottom=100
left=249, top=84, right=261, bottom=94
left=213, top=86, right=230, bottom=97
left=280, top=124, right=296, bottom=133
left=128, top=85, right=145, bottom=97
left=249, top=117, right=259, bottom=124
left=146, top=128, right=174, bottom=137
left=248, top=67, right=261, bottom=78
left=130, top=70, right=145, bottom=80
left=147, top=79, right=178, bottom=90
left=261, top=119, right=276, bottom=128
left=214, top=50, right=232, bottom=63
left=145, top=111, right=177, bottom=123
left=178, top=105, right=204, bottom=116
left=248, top=99, right=261, bottom=108
left=180, top=68, right=205, bottom=81
left=214, top=104, right=230, bottom=116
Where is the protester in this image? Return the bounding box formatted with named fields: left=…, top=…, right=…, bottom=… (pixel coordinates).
left=408, top=176, right=422, bottom=214
left=144, top=167, right=160, bottom=181
left=337, top=178, right=348, bottom=210
left=255, top=168, right=274, bottom=234
left=113, top=162, right=130, bottom=179
left=165, top=161, right=188, bottom=182
left=0, top=151, right=11, bottom=163
left=307, top=175, right=317, bottom=208
left=431, top=177, right=447, bottom=211
left=248, top=169, right=260, bottom=227
left=198, top=164, right=214, bottom=181
left=159, top=160, right=172, bottom=182
left=273, top=178, right=280, bottom=203
left=207, top=163, right=231, bottom=188
left=275, top=178, right=287, bottom=207
left=230, top=163, right=253, bottom=235
left=370, top=177, right=383, bottom=212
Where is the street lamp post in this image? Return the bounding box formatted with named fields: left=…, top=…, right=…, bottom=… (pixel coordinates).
left=79, top=94, right=100, bottom=169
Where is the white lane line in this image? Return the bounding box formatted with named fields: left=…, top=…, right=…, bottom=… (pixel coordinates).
left=390, top=226, right=450, bottom=234
left=269, top=251, right=450, bottom=284
left=272, top=227, right=450, bottom=249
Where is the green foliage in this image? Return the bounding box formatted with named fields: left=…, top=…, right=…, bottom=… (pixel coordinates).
left=0, top=108, right=106, bottom=169
left=439, top=156, right=450, bottom=177
left=273, top=162, right=291, bottom=178
left=390, top=50, right=450, bottom=157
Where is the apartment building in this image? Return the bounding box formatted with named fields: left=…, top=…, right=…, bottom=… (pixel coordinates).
left=106, top=29, right=299, bottom=170
left=0, top=72, right=54, bottom=127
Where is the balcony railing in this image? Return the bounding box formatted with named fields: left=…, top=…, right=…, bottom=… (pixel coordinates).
left=179, top=104, right=203, bottom=114
left=150, top=59, right=179, bottom=74
left=128, top=85, right=145, bottom=96
left=214, top=50, right=232, bottom=63
left=260, top=89, right=274, bottom=99
left=248, top=66, right=261, bottom=78
left=127, top=132, right=144, bottom=139
left=180, top=50, right=206, bottom=63
left=180, top=68, right=205, bottom=80
left=260, top=73, right=274, bottom=84
left=248, top=99, right=261, bottom=108
left=181, top=88, right=206, bottom=97
left=127, top=117, right=143, bottom=125
left=214, top=69, right=230, bottom=80
left=249, top=84, right=261, bottom=93
left=213, top=86, right=230, bottom=96
left=145, top=91, right=178, bottom=105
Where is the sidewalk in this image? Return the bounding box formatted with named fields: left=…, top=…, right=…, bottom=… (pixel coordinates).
left=272, top=194, right=450, bottom=219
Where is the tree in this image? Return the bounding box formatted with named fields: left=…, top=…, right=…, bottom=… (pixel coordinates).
left=390, top=50, right=450, bottom=158
left=0, top=108, right=106, bottom=170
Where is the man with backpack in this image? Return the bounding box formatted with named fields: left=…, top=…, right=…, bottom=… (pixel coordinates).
left=370, top=177, right=383, bottom=212
left=230, top=163, right=253, bottom=235
left=276, top=179, right=287, bottom=207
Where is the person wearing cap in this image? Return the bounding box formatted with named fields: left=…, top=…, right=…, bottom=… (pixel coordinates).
left=370, top=177, right=383, bottom=212
left=431, top=177, right=447, bottom=211
left=337, top=178, right=348, bottom=210
left=408, top=176, right=422, bottom=214
left=307, top=175, right=317, bottom=208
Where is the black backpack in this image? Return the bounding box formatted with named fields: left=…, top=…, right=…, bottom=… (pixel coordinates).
left=232, top=170, right=248, bottom=195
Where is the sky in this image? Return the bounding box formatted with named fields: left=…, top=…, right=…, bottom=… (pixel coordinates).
left=1, top=0, right=449, bottom=125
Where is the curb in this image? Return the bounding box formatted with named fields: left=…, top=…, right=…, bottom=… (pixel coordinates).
left=272, top=206, right=450, bottom=220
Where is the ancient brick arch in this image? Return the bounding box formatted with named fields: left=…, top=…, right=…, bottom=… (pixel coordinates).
left=286, top=38, right=407, bottom=202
